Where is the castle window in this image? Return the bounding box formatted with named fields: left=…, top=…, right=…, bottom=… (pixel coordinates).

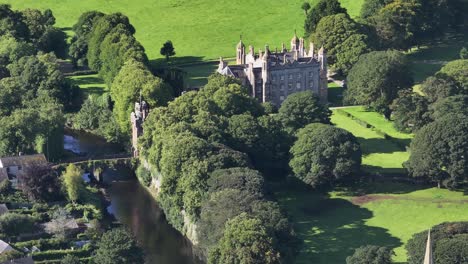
left=280, top=84, right=285, bottom=91
left=288, top=74, right=292, bottom=80
left=296, top=82, right=301, bottom=89
left=280, top=75, right=284, bottom=81
left=288, top=83, right=293, bottom=90
left=297, top=73, right=302, bottom=79
left=280, top=96, right=285, bottom=101
left=309, top=71, right=313, bottom=77
left=309, top=81, right=314, bottom=89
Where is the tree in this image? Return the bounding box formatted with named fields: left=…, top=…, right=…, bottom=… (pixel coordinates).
left=278, top=90, right=331, bottom=133
left=430, top=94, right=468, bottom=121
left=208, top=213, right=280, bottom=264
left=0, top=213, right=35, bottom=237
left=406, top=222, right=468, bottom=264
left=311, top=14, right=363, bottom=63
left=0, top=5, right=29, bottom=40
left=438, top=59, right=468, bottom=88
left=361, top=0, right=391, bottom=19
left=304, top=0, right=348, bottom=37
left=69, top=11, right=105, bottom=67
left=461, top=47, right=468, bottom=59
left=344, top=50, right=413, bottom=117
left=346, top=245, right=393, bottom=264
left=390, top=89, right=431, bottom=132
left=93, top=228, right=144, bottom=264
left=60, top=255, right=81, bottom=264
left=19, top=162, right=61, bottom=202
left=0, top=35, right=35, bottom=65
left=62, top=164, right=84, bottom=203
left=289, top=123, right=361, bottom=188
left=301, top=2, right=311, bottom=15
left=160, top=40, right=175, bottom=62
left=420, top=76, right=464, bottom=103
left=111, top=59, right=173, bottom=134
left=207, top=167, right=264, bottom=196
left=334, top=34, right=372, bottom=75
left=405, top=116, right=468, bottom=187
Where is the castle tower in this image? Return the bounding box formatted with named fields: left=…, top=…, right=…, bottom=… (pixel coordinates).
left=299, top=38, right=305, bottom=57
left=423, top=230, right=434, bottom=264
left=262, top=45, right=270, bottom=103
left=130, top=101, right=150, bottom=157
left=318, top=46, right=328, bottom=103
left=290, top=31, right=299, bottom=51
left=308, top=42, right=315, bottom=58
left=218, top=57, right=227, bottom=72
left=236, top=38, right=246, bottom=64
left=281, top=43, right=287, bottom=53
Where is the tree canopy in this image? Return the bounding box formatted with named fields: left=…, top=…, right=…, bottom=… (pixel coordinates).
left=93, top=228, right=144, bottom=264
left=346, top=245, right=393, bottom=264
left=290, top=123, right=361, bottom=188
left=303, top=0, right=347, bottom=37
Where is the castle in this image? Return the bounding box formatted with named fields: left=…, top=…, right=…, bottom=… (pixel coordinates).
left=130, top=100, right=149, bottom=157
left=217, top=33, right=328, bottom=106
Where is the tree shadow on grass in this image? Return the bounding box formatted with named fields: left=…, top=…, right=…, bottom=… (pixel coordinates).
left=71, top=76, right=104, bottom=86
left=82, top=87, right=106, bottom=96
left=274, top=179, right=403, bottom=264
left=149, top=56, right=205, bottom=68
left=357, top=137, right=403, bottom=155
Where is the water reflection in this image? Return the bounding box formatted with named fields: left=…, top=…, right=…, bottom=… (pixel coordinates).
left=63, top=129, right=123, bottom=157
left=108, top=181, right=201, bottom=264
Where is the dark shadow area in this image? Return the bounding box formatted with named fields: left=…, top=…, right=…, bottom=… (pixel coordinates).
left=328, top=85, right=344, bottom=107
left=80, top=87, right=106, bottom=96
left=361, top=165, right=407, bottom=176
left=271, top=178, right=403, bottom=264
left=149, top=56, right=205, bottom=68
left=335, top=180, right=429, bottom=197
left=70, top=76, right=104, bottom=86
left=60, top=27, right=72, bottom=31
left=357, top=137, right=403, bottom=155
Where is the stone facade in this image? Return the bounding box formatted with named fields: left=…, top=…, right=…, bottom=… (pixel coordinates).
left=130, top=101, right=149, bottom=157
left=217, top=33, right=328, bottom=106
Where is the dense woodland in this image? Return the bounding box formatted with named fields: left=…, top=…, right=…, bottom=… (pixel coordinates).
left=0, top=0, right=467, bottom=263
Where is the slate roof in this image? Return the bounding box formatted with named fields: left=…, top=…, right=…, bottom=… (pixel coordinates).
left=0, top=239, right=13, bottom=254
left=0, top=154, right=47, bottom=168
left=0, top=256, right=35, bottom=264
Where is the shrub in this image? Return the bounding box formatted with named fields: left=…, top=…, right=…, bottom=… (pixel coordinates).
left=0, top=213, right=35, bottom=237
left=136, top=165, right=152, bottom=187
left=0, top=179, right=11, bottom=194
left=346, top=245, right=393, bottom=264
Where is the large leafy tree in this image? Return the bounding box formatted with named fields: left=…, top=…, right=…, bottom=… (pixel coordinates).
left=405, top=116, right=468, bottom=187
left=19, top=163, right=61, bottom=202
left=420, top=76, right=464, bottom=103
left=111, top=59, right=173, bottom=134
left=208, top=213, right=280, bottom=264
left=69, top=11, right=105, bottom=67
left=160, top=40, right=175, bottom=62
left=334, top=34, right=372, bottom=75
left=278, top=90, right=331, bottom=133
left=390, top=89, right=431, bottom=132
left=344, top=50, right=413, bottom=117
left=304, top=0, right=347, bottom=37
left=360, top=0, right=392, bottom=19
left=94, top=228, right=144, bottom=264
left=62, top=164, right=84, bottom=203
left=290, top=123, right=361, bottom=188
left=438, top=59, right=468, bottom=89
left=430, top=94, right=468, bottom=121
left=0, top=4, right=29, bottom=40
left=346, top=245, right=393, bottom=264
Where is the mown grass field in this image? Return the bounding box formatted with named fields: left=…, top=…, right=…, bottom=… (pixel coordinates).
left=275, top=181, right=468, bottom=264
left=2, top=0, right=363, bottom=62
left=69, top=74, right=107, bottom=97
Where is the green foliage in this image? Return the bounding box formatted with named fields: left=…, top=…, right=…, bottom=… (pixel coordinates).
left=346, top=245, right=393, bottom=264
left=14, top=238, right=69, bottom=251
left=390, top=89, right=431, bottom=132
left=135, top=164, right=152, bottom=187
left=207, top=167, right=264, bottom=197
left=208, top=213, right=281, bottom=264
left=420, top=76, right=464, bottom=104
left=0, top=250, right=24, bottom=263
left=301, top=2, right=311, bottom=15
left=93, top=228, right=144, bottom=264
left=69, top=11, right=105, bottom=67
left=438, top=59, right=468, bottom=89
left=33, top=248, right=91, bottom=262
left=344, top=50, right=413, bottom=117
left=160, top=40, right=175, bottom=62
left=19, top=163, right=62, bottom=202
left=62, top=164, right=84, bottom=203
left=278, top=90, right=331, bottom=133
left=360, top=0, right=391, bottom=19
left=0, top=212, right=35, bottom=237
left=0, top=35, right=35, bottom=65
left=111, top=59, right=173, bottom=134
left=430, top=94, right=468, bottom=121
left=290, top=123, right=361, bottom=188
left=406, top=116, right=468, bottom=186
left=0, top=179, right=11, bottom=194
left=304, top=0, right=348, bottom=37
left=311, top=13, right=370, bottom=70
left=406, top=222, right=468, bottom=264
left=460, top=47, right=468, bottom=59
left=60, top=255, right=81, bottom=264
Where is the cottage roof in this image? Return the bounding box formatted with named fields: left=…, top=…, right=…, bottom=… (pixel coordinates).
left=0, top=239, right=14, bottom=254
left=0, top=204, right=8, bottom=216
left=0, top=154, right=47, bottom=168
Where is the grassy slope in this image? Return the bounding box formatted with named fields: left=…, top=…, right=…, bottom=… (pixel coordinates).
left=69, top=74, right=107, bottom=96
left=331, top=110, right=409, bottom=173
left=2, top=0, right=363, bottom=62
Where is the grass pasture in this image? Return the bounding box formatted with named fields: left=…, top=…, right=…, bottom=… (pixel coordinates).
left=274, top=180, right=468, bottom=264
left=69, top=74, right=107, bottom=97
left=1, top=0, right=363, bottom=62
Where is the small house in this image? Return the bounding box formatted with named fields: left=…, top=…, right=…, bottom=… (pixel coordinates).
left=0, top=154, right=47, bottom=189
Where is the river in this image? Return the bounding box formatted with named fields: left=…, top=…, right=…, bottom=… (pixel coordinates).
left=64, top=130, right=201, bottom=264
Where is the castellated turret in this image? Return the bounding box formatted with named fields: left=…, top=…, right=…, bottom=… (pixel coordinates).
left=131, top=100, right=149, bottom=157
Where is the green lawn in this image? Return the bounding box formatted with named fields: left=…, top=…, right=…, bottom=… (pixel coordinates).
left=274, top=180, right=468, bottom=264
left=68, top=74, right=107, bottom=96
left=2, top=0, right=363, bottom=62
left=331, top=111, right=409, bottom=174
